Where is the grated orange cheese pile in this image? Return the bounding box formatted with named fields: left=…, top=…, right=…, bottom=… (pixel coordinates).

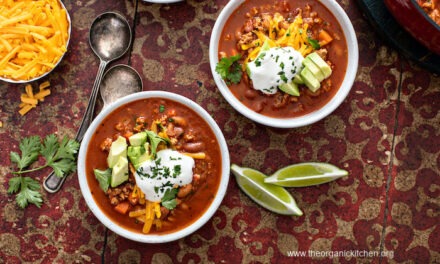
left=0, top=0, right=69, bottom=81
left=242, top=13, right=332, bottom=66
left=19, top=80, right=51, bottom=116
left=129, top=186, right=163, bottom=233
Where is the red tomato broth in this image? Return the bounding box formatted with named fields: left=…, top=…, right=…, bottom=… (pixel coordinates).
left=218, top=0, right=348, bottom=118
left=85, top=98, right=222, bottom=235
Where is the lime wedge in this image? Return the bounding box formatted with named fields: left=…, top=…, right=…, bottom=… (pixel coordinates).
left=231, top=164, right=303, bottom=216
left=264, top=162, right=348, bottom=187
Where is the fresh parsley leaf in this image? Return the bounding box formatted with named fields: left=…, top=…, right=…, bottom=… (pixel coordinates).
left=10, top=136, right=41, bottom=170
left=51, top=159, right=77, bottom=177
left=145, top=130, right=170, bottom=158
left=215, top=55, right=243, bottom=85
left=7, top=176, right=43, bottom=208
left=7, top=177, right=21, bottom=193
left=40, top=135, right=80, bottom=177
left=94, top=168, right=112, bottom=192
left=40, top=134, right=59, bottom=163
left=56, top=136, right=80, bottom=160
left=8, top=133, right=80, bottom=209
left=161, top=188, right=178, bottom=210
left=307, top=37, right=321, bottom=49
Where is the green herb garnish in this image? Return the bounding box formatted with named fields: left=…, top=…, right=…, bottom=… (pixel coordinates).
left=145, top=130, right=170, bottom=158
left=94, top=168, right=112, bottom=192
left=7, top=177, right=43, bottom=208
left=307, top=37, right=320, bottom=49
left=161, top=188, right=178, bottom=210
left=39, top=134, right=80, bottom=177
left=8, top=134, right=80, bottom=208
left=159, top=105, right=165, bottom=113
left=215, top=54, right=242, bottom=85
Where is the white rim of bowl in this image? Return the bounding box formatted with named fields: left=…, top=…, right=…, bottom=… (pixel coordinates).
left=77, top=91, right=230, bottom=243
left=0, top=0, right=72, bottom=84
left=141, top=0, right=184, bottom=3
left=209, top=0, right=359, bottom=128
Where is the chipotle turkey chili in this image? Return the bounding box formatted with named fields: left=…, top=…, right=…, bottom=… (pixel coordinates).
left=85, top=98, right=222, bottom=234
left=216, top=0, right=348, bottom=118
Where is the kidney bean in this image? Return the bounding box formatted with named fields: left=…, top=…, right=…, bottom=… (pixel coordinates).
left=252, top=101, right=265, bottom=113
left=172, top=127, right=184, bottom=138
left=244, top=88, right=258, bottom=99
left=183, top=142, right=205, bottom=152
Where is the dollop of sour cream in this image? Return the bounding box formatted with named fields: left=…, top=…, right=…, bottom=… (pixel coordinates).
left=134, top=149, right=194, bottom=202
left=247, top=47, right=304, bottom=94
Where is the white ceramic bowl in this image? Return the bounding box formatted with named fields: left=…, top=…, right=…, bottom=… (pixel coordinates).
left=209, top=0, right=359, bottom=128
left=0, top=0, right=71, bottom=84
left=77, top=91, right=230, bottom=243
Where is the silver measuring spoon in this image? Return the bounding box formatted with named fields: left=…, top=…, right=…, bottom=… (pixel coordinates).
left=43, top=12, right=132, bottom=193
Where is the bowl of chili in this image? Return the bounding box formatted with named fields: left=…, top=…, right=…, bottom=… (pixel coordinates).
left=384, top=0, right=440, bottom=55
left=209, top=0, right=358, bottom=128
left=77, top=91, right=230, bottom=243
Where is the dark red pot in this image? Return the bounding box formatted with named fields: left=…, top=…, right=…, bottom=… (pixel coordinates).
left=384, top=0, right=440, bottom=55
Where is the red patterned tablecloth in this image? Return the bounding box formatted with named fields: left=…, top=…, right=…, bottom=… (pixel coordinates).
left=0, top=0, right=439, bottom=263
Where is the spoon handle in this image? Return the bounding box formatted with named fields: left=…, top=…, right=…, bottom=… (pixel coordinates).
left=43, top=60, right=108, bottom=193
left=76, top=60, right=107, bottom=141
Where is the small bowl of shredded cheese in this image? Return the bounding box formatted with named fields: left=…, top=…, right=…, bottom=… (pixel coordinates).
left=0, top=0, right=71, bottom=83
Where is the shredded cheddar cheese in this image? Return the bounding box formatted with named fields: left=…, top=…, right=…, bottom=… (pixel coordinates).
left=129, top=187, right=162, bottom=233
left=19, top=80, right=51, bottom=116
left=243, top=13, right=315, bottom=66
left=0, top=0, right=69, bottom=81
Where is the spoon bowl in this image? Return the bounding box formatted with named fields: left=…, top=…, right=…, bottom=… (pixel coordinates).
left=89, top=12, right=132, bottom=61
left=100, top=65, right=143, bottom=107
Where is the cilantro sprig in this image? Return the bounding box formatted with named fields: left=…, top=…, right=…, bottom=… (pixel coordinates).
left=161, top=188, right=178, bottom=210
left=8, top=134, right=80, bottom=208
left=10, top=136, right=41, bottom=170
left=307, top=37, right=321, bottom=50
left=94, top=168, right=112, bottom=192
left=8, top=177, right=43, bottom=208
left=145, top=130, right=169, bottom=158
left=215, top=54, right=243, bottom=85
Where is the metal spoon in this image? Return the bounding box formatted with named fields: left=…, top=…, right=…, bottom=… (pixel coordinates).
left=43, top=12, right=132, bottom=193
left=100, top=65, right=143, bottom=108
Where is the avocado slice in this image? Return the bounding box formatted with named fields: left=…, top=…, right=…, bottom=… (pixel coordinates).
left=307, top=52, right=332, bottom=79
left=279, top=82, right=300, bottom=96
left=129, top=131, right=147, bottom=147
left=302, top=57, right=325, bottom=82
left=127, top=145, right=145, bottom=164
left=127, top=144, right=151, bottom=169
left=300, top=67, right=321, bottom=92
left=111, top=156, right=129, bottom=187
left=133, top=152, right=150, bottom=169
left=107, top=136, right=127, bottom=168
left=293, top=74, right=304, bottom=84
